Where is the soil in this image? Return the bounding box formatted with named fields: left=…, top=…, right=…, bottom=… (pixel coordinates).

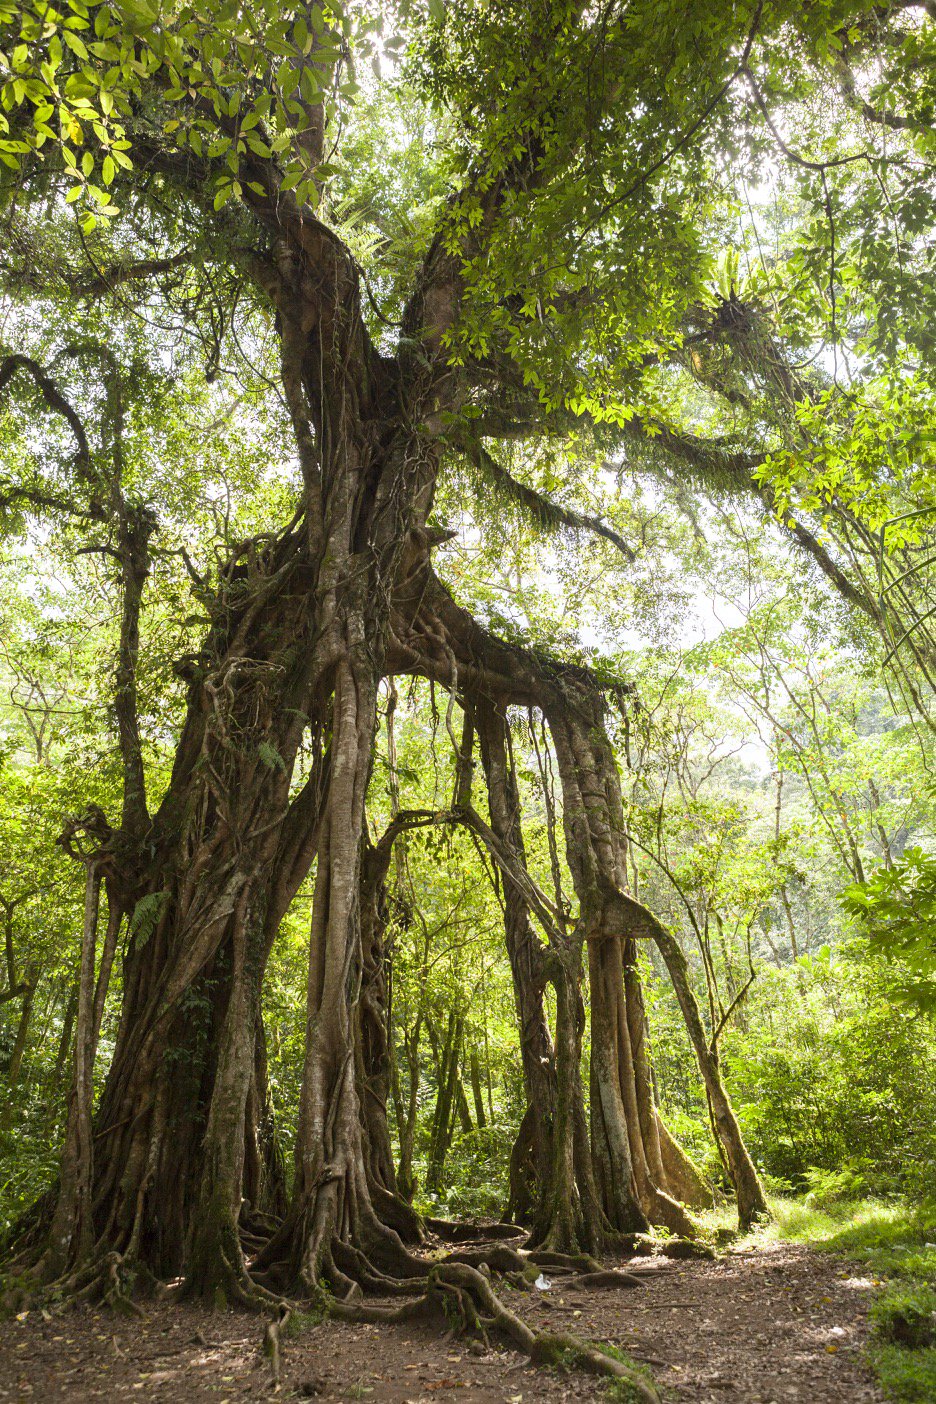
left=0, top=1241, right=883, bottom=1402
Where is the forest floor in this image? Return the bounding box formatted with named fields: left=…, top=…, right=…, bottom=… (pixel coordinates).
left=0, top=1237, right=885, bottom=1403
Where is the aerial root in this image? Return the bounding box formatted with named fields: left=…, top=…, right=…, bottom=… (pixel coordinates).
left=100, top=1251, right=145, bottom=1315
left=262, top=1302, right=292, bottom=1391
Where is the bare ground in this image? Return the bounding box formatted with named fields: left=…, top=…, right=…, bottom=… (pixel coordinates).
left=0, top=1242, right=883, bottom=1402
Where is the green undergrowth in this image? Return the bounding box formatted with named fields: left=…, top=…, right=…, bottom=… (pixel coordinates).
left=591, top=1341, right=656, bottom=1402
left=746, top=1195, right=936, bottom=1402
left=284, top=1305, right=329, bottom=1338
left=543, top=1337, right=653, bottom=1401
left=602, top=1380, right=654, bottom=1404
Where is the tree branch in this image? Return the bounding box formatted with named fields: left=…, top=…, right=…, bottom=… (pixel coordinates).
left=456, top=435, right=636, bottom=561
left=0, top=354, right=91, bottom=466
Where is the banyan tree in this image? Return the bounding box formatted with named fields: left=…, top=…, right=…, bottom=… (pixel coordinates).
left=3, top=0, right=918, bottom=1378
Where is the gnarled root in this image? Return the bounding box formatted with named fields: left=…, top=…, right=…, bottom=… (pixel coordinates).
left=425, top=1217, right=524, bottom=1243
left=442, top=1244, right=527, bottom=1274
left=527, top=1248, right=603, bottom=1273
left=14, top=1248, right=149, bottom=1318
left=567, top=1269, right=645, bottom=1289
left=328, top=1256, right=659, bottom=1403
left=428, top=1263, right=661, bottom=1403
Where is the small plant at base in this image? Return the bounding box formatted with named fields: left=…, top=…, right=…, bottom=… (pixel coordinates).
left=284, top=1305, right=327, bottom=1338
left=604, top=1380, right=652, bottom=1404
left=586, top=1340, right=654, bottom=1399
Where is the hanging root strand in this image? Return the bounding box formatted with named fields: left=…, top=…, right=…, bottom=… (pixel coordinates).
left=262, top=1302, right=291, bottom=1391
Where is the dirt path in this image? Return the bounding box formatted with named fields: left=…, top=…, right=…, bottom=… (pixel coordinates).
left=0, top=1243, right=882, bottom=1402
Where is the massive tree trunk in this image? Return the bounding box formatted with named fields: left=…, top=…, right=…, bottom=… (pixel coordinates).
left=73, top=590, right=325, bottom=1292
left=543, top=683, right=658, bottom=1239
left=242, top=205, right=453, bottom=1297
left=12, top=147, right=465, bottom=1299
left=624, top=948, right=710, bottom=1212
left=20, top=137, right=754, bottom=1316
left=588, top=938, right=697, bottom=1235
left=544, top=683, right=706, bottom=1239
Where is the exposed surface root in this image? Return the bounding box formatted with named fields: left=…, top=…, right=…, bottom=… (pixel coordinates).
left=9, top=1224, right=658, bottom=1402
left=441, top=1244, right=527, bottom=1274
left=429, top=1263, right=661, bottom=1402
left=424, top=1217, right=524, bottom=1243
left=527, top=1249, right=603, bottom=1273
left=325, top=1256, right=659, bottom=1403
left=10, top=1248, right=148, bottom=1317
left=618, top=1232, right=716, bottom=1261
left=0, top=1239, right=886, bottom=1403
left=567, top=1269, right=645, bottom=1289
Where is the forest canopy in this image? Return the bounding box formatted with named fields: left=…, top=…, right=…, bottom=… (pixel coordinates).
left=0, top=0, right=935, bottom=1398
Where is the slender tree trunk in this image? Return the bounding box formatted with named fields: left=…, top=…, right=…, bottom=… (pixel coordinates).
left=649, top=923, right=768, bottom=1230
left=4, top=978, right=35, bottom=1102
left=453, top=1059, right=473, bottom=1136
left=358, top=844, right=402, bottom=1196
left=242, top=1013, right=287, bottom=1223
left=474, top=697, right=558, bottom=1235
left=427, top=1012, right=462, bottom=1194
left=469, top=1051, right=486, bottom=1129
left=395, top=1018, right=423, bottom=1204
left=47, top=855, right=105, bottom=1276
left=49, top=983, right=78, bottom=1118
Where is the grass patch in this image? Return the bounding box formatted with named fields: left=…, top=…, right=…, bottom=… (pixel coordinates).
left=747, top=1195, right=936, bottom=1402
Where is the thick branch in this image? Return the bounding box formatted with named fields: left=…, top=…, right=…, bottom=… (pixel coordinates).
left=0, top=355, right=91, bottom=466
left=456, top=436, right=636, bottom=562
